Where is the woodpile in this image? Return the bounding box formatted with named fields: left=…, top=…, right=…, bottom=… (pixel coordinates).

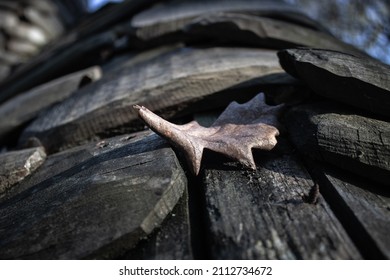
left=0, top=0, right=65, bottom=83
left=0, top=0, right=388, bottom=260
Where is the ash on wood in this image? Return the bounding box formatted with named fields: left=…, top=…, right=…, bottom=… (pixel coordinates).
left=284, top=103, right=390, bottom=186
left=21, top=47, right=286, bottom=153
left=0, top=147, right=46, bottom=198
left=0, top=132, right=187, bottom=259
left=278, top=48, right=390, bottom=118
left=201, top=148, right=361, bottom=259
left=0, top=66, right=102, bottom=140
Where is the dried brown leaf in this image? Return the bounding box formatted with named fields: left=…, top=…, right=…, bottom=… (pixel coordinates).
left=134, top=93, right=283, bottom=175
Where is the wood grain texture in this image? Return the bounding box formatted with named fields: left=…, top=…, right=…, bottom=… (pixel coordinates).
left=311, top=165, right=390, bottom=259
left=0, top=66, right=102, bottom=140
left=201, top=146, right=361, bottom=259
left=0, top=147, right=46, bottom=198
left=2, top=130, right=153, bottom=202
left=0, top=30, right=115, bottom=104
left=0, top=0, right=162, bottom=102
left=121, top=189, right=193, bottom=260
left=278, top=48, right=390, bottom=118
left=284, top=103, right=390, bottom=186
left=134, top=13, right=363, bottom=56
left=0, top=131, right=187, bottom=259
left=188, top=14, right=363, bottom=54
left=23, top=6, right=64, bottom=39
left=0, top=65, right=10, bottom=82
left=132, top=0, right=326, bottom=32
left=101, top=44, right=184, bottom=74
left=21, top=47, right=286, bottom=153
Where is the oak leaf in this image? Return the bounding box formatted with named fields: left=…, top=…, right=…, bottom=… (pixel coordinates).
left=134, top=93, right=283, bottom=175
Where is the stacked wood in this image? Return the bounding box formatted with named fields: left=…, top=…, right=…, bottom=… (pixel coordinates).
left=278, top=48, right=390, bottom=118
left=20, top=47, right=288, bottom=153
left=0, top=0, right=162, bottom=103
left=284, top=103, right=390, bottom=186
left=0, top=66, right=102, bottom=141
left=0, top=131, right=187, bottom=259
left=131, top=12, right=364, bottom=56
left=121, top=190, right=193, bottom=260
left=201, top=143, right=361, bottom=259
left=0, top=147, right=46, bottom=198
left=0, top=0, right=388, bottom=261
left=0, top=0, right=64, bottom=82
left=0, top=30, right=115, bottom=104
left=310, top=164, right=390, bottom=259
left=131, top=0, right=326, bottom=32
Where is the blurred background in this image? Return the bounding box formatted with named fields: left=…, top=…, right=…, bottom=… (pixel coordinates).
left=0, top=0, right=389, bottom=84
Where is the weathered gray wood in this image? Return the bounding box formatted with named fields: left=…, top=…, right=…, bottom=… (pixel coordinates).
left=132, top=0, right=327, bottom=33
left=102, top=43, right=184, bottom=74
left=121, top=189, right=192, bottom=260
left=0, top=31, right=5, bottom=48
left=0, top=131, right=187, bottom=259
left=4, top=19, right=49, bottom=47
left=0, top=1, right=21, bottom=12
left=0, top=65, right=10, bottom=82
left=2, top=131, right=150, bottom=201
left=0, top=49, right=27, bottom=65
left=27, top=0, right=59, bottom=14
left=189, top=14, right=363, bottom=55
left=0, top=29, right=114, bottom=103
left=201, top=147, right=361, bottom=259
left=23, top=6, right=64, bottom=39
left=0, top=66, right=102, bottom=140
left=21, top=47, right=287, bottom=153
left=134, top=13, right=363, bottom=56
left=284, top=103, right=390, bottom=186
left=312, top=165, right=390, bottom=259
left=0, top=147, right=46, bottom=198
left=278, top=48, right=390, bottom=118
left=7, top=38, right=40, bottom=56
left=0, top=10, right=18, bottom=30
left=74, top=0, right=163, bottom=40
left=0, top=0, right=162, bottom=102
